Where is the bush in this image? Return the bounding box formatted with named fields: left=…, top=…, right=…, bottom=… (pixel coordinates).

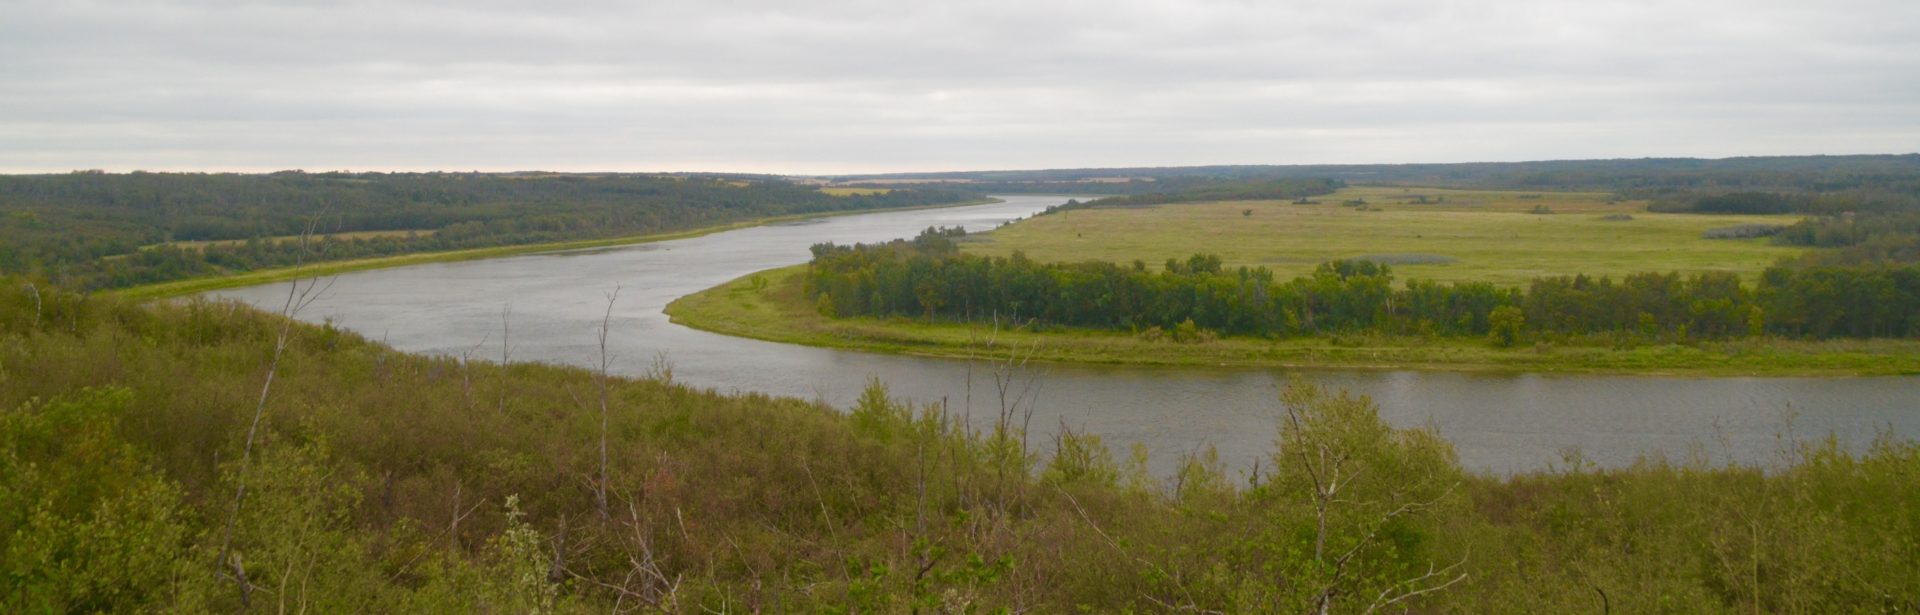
left=1488, top=305, right=1525, bottom=347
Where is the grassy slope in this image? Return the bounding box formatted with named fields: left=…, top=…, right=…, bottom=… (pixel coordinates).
left=110, top=197, right=998, bottom=301
left=666, top=265, right=1920, bottom=376
left=973, top=187, right=1800, bottom=286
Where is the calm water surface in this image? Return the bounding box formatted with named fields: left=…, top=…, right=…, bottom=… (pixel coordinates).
left=213, top=196, right=1920, bottom=475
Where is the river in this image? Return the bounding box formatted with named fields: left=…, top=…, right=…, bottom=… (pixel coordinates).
left=211, top=195, right=1920, bottom=476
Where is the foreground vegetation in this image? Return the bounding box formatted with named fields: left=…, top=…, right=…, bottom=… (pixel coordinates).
left=670, top=265, right=1920, bottom=375
left=5, top=280, right=1919, bottom=612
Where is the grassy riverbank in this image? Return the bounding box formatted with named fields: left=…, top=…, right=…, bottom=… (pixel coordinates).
left=667, top=265, right=1920, bottom=376
left=111, top=197, right=999, bottom=301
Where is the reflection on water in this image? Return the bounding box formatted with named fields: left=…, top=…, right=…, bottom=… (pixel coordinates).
left=213, top=196, right=1920, bottom=476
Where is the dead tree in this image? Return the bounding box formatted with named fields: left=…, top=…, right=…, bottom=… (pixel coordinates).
left=23, top=283, right=40, bottom=329
left=498, top=303, right=513, bottom=413
left=459, top=331, right=492, bottom=411
left=217, top=213, right=337, bottom=605
left=594, top=285, right=621, bottom=519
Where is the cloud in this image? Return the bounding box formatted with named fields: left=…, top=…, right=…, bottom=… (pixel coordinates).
left=2, top=0, right=1916, bottom=173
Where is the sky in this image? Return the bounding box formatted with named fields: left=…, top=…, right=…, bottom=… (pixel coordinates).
left=3, top=0, right=1917, bottom=175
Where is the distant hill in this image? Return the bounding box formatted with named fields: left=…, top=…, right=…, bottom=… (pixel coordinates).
left=817, top=154, right=1920, bottom=195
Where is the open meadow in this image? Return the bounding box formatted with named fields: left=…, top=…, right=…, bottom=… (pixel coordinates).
left=967, top=187, right=1803, bottom=286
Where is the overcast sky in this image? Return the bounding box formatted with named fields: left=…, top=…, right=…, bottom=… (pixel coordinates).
left=3, top=0, right=1917, bottom=174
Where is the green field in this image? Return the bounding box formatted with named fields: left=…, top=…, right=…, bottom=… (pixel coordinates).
left=972, top=187, right=1801, bottom=286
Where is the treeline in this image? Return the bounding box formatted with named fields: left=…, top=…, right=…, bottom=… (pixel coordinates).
left=1648, top=189, right=1920, bottom=215
left=0, top=171, right=978, bottom=289
left=5, top=279, right=1918, bottom=611
left=1049, top=177, right=1344, bottom=209
left=1616, top=168, right=1920, bottom=268
left=806, top=229, right=1920, bottom=341
left=1772, top=211, right=1920, bottom=267
left=829, top=154, right=1920, bottom=194
left=837, top=176, right=1345, bottom=199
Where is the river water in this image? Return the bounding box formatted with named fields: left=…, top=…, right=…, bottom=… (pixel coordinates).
left=212, top=196, right=1920, bottom=476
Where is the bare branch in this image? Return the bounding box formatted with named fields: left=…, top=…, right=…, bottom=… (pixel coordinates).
left=1363, top=552, right=1470, bottom=615
left=217, top=207, right=337, bottom=597
left=1054, top=484, right=1219, bottom=614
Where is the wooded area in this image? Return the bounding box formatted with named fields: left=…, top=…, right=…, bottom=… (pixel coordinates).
left=0, top=171, right=976, bottom=290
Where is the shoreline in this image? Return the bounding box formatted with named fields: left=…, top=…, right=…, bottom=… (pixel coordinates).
left=665, top=265, right=1920, bottom=378
left=111, top=197, right=1002, bottom=301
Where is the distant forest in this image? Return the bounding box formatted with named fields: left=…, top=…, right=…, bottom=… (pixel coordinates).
left=8, top=155, right=1920, bottom=290
left=0, top=171, right=977, bottom=290
left=829, top=154, right=1920, bottom=196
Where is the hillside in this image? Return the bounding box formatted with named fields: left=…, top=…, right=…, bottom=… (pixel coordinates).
left=5, top=280, right=1917, bottom=611
left=0, top=171, right=979, bottom=290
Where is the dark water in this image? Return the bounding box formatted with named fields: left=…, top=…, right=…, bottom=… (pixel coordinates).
left=212, top=196, right=1920, bottom=476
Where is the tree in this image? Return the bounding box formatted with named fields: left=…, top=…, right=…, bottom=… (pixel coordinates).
left=1488, top=306, right=1525, bottom=348
left=1271, top=380, right=1466, bottom=614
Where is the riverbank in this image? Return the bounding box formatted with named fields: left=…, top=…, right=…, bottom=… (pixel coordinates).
left=112, top=197, right=1001, bottom=301
left=666, top=264, right=1920, bottom=376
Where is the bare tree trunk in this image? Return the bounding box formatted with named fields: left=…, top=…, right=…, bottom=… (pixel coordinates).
left=449, top=481, right=464, bottom=551
left=23, top=283, right=40, bottom=329
left=498, top=303, right=513, bottom=413
left=459, top=332, right=491, bottom=411
left=216, top=213, right=336, bottom=605
left=596, top=286, right=621, bottom=519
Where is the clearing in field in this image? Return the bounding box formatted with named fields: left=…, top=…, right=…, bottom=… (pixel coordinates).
left=966, top=187, right=1803, bottom=286
left=820, top=186, right=893, bottom=196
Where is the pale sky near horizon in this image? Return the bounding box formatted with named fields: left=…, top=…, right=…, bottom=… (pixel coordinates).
left=3, top=0, right=1917, bottom=175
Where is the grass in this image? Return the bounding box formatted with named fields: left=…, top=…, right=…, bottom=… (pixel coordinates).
left=970, top=186, right=1802, bottom=286
left=666, top=265, right=1920, bottom=376
left=820, top=187, right=893, bottom=196
left=111, top=197, right=1000, bottom=301
left=149, top=229, right=437, bottom=251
